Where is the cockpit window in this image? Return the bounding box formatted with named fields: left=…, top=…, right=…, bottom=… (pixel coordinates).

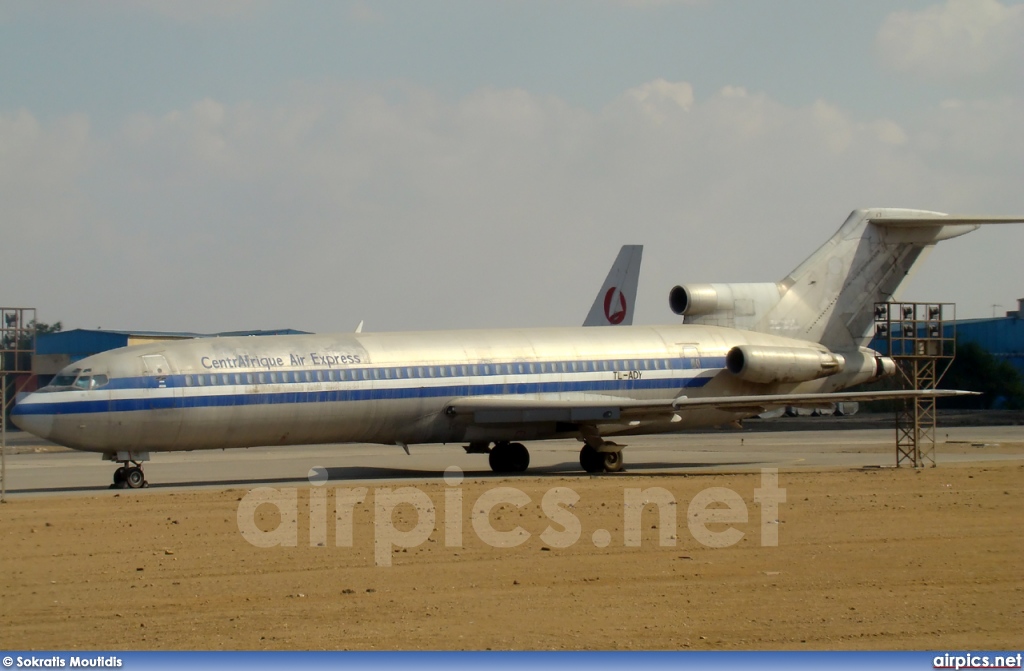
left=52, top=373, right=77, bottom=387
left=49, top=368, right=108, bottom=390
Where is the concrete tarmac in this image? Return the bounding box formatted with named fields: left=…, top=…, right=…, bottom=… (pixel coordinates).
left=3, top=422, right=1022, bottom=497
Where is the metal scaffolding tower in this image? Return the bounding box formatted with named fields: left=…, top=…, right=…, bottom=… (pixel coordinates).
left=873, top=302, right=955, bottom=468
left=2, top=307, right=36, bottom=502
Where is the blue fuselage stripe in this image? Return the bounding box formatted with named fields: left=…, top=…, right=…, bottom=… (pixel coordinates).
left=13, top=376, right=713, bottom=416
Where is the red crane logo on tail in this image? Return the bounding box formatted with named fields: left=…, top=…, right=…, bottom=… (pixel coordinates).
left=603, top=287, right=627, bottom=324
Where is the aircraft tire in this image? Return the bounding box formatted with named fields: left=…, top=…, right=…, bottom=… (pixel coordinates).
left=580, top=446, right=603, bottom=473
left=602, top=450, right=624, bottom=473
left=507, top=442, right=530, bottom=472
left=489, top=442, right=530, bottom=473
left=488, top=444, right=508, bottom=472
left=125, top=466, right=145, bottom=489
left=113, top=467, right=127, bottom=486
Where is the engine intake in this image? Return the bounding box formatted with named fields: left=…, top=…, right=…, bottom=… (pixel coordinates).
left=669, top=284, right=719, bottom=317
left=669, top=282, right=783, bottom=321
left=726, top=345, right=845, bottom=384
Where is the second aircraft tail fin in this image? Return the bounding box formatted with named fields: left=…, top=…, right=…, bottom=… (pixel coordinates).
left=583, top=245, right=643, bottom=327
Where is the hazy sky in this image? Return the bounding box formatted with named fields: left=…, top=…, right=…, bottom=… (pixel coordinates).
left=2, top=0, right=1022, bottom=334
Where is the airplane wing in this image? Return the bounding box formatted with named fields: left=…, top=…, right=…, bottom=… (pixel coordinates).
left=445, top=389, right=979, bottom=424
left=583, top=245, right=643, bottom=326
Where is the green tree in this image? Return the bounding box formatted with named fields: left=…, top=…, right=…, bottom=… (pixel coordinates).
left=939, top=341, right=1024, bottom=410
left=852, top=341, right=1024, bottom=412
left=34, top=321, right=63, bottom=336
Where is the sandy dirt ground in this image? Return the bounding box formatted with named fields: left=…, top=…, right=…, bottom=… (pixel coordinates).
left=2, top=460, right=1022, bottom=651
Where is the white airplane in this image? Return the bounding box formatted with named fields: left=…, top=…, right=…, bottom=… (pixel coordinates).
left=13, top=209, right=1019, bottom=488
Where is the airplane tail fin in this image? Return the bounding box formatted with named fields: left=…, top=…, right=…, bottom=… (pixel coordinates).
left=762, top=209, right=1023, bottom=349
left=584, top=245, right=643, bottom=326
left=671, top=209, right=1022, bottom=349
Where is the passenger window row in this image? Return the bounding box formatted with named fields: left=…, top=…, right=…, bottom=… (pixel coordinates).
left=178, top=358, right=688, bottom=388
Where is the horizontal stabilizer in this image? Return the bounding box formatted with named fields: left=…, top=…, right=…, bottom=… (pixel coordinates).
left=869, top=215, right=1024, bottom=226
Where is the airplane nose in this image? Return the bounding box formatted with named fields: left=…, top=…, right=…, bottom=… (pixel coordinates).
left=10, top=395, right=54, bottom=440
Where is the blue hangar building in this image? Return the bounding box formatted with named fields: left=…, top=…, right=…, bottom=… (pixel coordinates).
left=948, top=299, right=1024, bottom=377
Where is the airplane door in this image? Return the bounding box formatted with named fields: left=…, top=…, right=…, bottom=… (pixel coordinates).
left=680, top=344, right=701, bottom=370
left=140, top=354, right=182, bottom=408
left=141, top=354, right=171, bottom=388
left=138, top=353, right=183, bottom=444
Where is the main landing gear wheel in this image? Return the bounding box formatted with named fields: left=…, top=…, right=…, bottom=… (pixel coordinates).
left=125, top=466, right=145, bottom=489
left=110, top=462, right=148, bottom=489
left=488, top=442, right=530, bottom=473
left=580, top=445, right=624, bottom=474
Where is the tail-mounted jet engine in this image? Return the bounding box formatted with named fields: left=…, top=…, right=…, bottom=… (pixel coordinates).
left=725, top=345, right=845, bottom=384
left=725, top=345, right=896, bottom=386
left=669, top=283, right=784, bottom=329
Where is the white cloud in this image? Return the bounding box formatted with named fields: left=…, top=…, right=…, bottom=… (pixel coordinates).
left=622, top=79, right=695, bottom=123
left=875, top=0, right=1024, bottom=80
left=917, top=96, right=1024, bottom=165
left=2, top=82, right=1021, bottom=332
left=0, top=110, right=93, bottom=241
